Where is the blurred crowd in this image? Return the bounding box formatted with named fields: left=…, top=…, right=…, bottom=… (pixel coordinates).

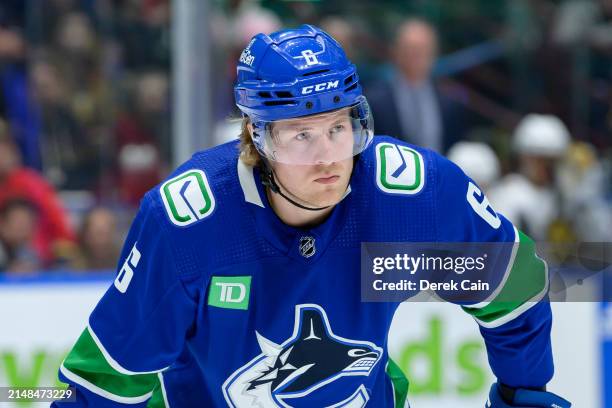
left=0, top=0, right=610, bottom=273
left=0, top=0, right=169, bottom=272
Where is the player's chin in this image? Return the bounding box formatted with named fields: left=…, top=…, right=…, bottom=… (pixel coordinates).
left=310, top=185, right=348, bottom=207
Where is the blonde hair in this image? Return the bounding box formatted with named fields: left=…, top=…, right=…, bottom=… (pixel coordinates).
left=238, top=117, right=262, bottom=167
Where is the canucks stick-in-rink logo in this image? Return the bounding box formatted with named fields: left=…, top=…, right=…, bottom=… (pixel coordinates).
left=160, top=169, right=215, bottom=227
left=375, top=142, right=425, bottom=196
left=223, top=304, right=383, bottom=407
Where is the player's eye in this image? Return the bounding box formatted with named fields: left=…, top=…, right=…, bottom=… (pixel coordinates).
left=295, top=132, right=311, bottom=141
left=330, top=124, right=346, bottom=134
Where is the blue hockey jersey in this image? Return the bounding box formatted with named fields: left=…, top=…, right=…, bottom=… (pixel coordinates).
left=53, top=136, right=553, bottom=407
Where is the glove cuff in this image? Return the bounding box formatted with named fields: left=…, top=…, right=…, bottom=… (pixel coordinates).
left=498, top=383, right=546, bottom=404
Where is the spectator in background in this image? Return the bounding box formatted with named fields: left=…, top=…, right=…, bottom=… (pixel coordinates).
left=320, top=16, right=357, bottom=61
left=213, top=2, right=282, bottom=145
left=0, top=127, right=75, bottom=266
left=114, top=71, right=168, bottom=205
left=230, top=1, right=282, bottom=48
left=30, top=59, right=99, bottom=189
left=116, top=0, right=171, bottom=70
left=54, top=11, right=114, bottom=135
left=366, top=18, right=467, bottom=153
left=0, top=0, right=42, bottom=169
left=0, top=198, right=41, bottom=273
left=72, top=207, right=120, bottom=271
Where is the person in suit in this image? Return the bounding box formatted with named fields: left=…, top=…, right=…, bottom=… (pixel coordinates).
left=366, top=19, right=466, bottom=153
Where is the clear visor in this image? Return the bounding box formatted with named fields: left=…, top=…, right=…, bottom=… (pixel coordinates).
left=253, top=98, right=373, bottom=165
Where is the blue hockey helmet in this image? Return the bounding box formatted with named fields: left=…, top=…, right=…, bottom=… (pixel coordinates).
left=234, top=25, right=373, bottom=165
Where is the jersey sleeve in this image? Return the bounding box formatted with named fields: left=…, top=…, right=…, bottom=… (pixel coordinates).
left=53, top=194, right=199, bottom=407
left=433, top=152, right=553, bottom=389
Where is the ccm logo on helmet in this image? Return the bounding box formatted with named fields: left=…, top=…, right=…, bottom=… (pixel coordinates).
left=301, top=80, right=339, bottom=95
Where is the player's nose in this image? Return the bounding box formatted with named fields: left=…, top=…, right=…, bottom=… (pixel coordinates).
left=313, top=134, right=337, bottom=165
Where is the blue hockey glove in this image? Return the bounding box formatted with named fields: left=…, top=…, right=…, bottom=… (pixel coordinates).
left=486, top=382, right=571, bottom=407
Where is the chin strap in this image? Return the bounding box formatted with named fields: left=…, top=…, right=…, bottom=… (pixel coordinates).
left=260, top=162, right=331, bottom=211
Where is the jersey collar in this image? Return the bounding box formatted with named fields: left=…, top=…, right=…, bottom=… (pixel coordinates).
left=237, top=159, right=352, bottom=261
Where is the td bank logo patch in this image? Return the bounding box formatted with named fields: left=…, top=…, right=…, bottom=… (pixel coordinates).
left=208, top=276, right=251, bottom=310
left=376, top=142, right=425, bottom=195
left=160, top=169, right=215, bottom=226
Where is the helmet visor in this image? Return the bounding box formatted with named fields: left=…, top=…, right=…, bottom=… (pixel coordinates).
left=252, top=97, right=373, bottom=165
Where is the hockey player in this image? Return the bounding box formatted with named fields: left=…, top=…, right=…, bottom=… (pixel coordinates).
left=53, top=25, right=571, bottom=407
left=488, top=114, right=571, bottom=241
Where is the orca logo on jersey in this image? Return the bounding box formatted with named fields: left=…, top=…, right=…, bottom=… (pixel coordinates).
left=222, top=304, right=383, bottom=407
left=376, top=142, right=425, bottom=195
left=160, top=169, right=216, bottom=227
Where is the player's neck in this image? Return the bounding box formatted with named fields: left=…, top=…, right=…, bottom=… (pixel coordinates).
left=266, top=187, right=334, bottom=228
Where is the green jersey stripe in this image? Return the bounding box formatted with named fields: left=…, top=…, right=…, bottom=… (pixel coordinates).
left=474, top=282, right=548, bottom=329
left=60, top=364, right=153, bottom=404
left=146, top=373, right=169, bottom=407
left=87, top=325, right=168, bottom=375
left=462, top=230, right=548, bottom=327
left=466, top=225, right=520, bottom=309
left=386, top=358, right=409, bottom=407
left=62, top=328, right=160, bottom=399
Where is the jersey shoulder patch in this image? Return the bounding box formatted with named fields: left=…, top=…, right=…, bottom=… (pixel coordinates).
left=159, top=168, right=216, bottom=227
left=374, top=140, right=425, bottom=195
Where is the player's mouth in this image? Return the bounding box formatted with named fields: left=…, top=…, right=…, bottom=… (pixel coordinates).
left=314, top=175, right=340, bottom=184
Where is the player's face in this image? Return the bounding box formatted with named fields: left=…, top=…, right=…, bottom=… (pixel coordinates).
left=521, top=155, right=557, bottom=186
left=270, top=111, right=354, bottom=207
